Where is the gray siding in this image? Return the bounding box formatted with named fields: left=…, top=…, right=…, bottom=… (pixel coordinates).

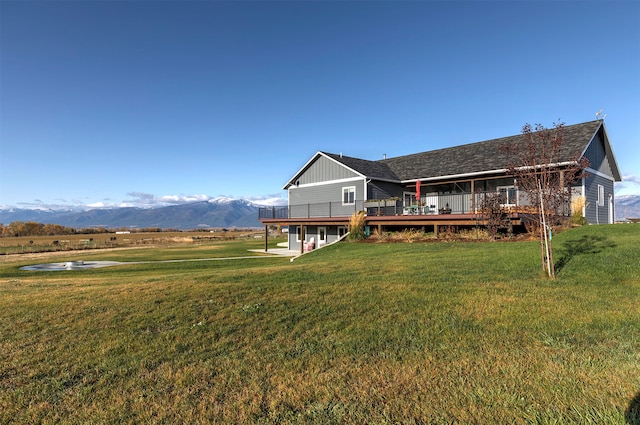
left=297, top=156, right=359, bottom=185
left=584, top=133, right=614, bottom=177
left=584, top=174, right=614, bottom=224
left=289, top=179, right=365, bottom=218
left=368, top=180, right=404, bottom=200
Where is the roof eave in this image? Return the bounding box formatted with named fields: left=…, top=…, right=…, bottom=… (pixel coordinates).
left=404, top=161, right=578, bottom=184
left=403, top=168, right=510, bottom=183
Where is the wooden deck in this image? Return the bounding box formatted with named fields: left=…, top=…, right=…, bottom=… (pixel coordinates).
left=259, top=212, right=523, bottom=228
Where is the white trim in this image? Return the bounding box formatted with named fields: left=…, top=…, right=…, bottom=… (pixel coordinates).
left=584, top=167, right=616, bottom=181
left=288, top=176, right=364, bottom=189
left=398, top=163, right=575, bottom=185
left=283, top=151, right=323, bottom=190
left=401, top=169, right=509, bottom=183
left=282, top=151, right=366, bottom=190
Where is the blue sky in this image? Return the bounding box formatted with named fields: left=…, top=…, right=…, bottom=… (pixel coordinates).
left=1, top=0, right=639, bottom=210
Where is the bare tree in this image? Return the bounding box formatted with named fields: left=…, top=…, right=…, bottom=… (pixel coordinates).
left=480, top=191, right=510, bottom=240
left=502, top=121, right=589, bottom=278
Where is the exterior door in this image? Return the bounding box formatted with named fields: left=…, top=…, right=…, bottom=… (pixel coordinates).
left=318, top=227, right=327, bottom=245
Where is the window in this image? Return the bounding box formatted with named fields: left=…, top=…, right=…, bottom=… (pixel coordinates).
left=342, top=186, right=356, bottom=205
left=318, top=227, right=326, bottom=243
left=497, top=186, right=517, bottom=206
left=295, top=226, right=301, bottom=242
left=597, top=184, right=605, bottom=207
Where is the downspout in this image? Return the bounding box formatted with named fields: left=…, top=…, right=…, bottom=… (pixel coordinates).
left=364, top=179, right=371, bottom=202
left=582, top=178, right=586, bottom=222
left=364, top=179, right=370, bottom=214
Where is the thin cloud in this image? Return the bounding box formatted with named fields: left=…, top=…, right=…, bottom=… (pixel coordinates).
left=4, top=192, right=287, bottom=211
left=15, top=200, right=85, bottom=211
left=616, top=173, right=640, bottom=196
left=158, top=194, right=210, bottom=204
left=621, top=174, right=640, bottom=185
left=245, top=194, right=287, bottom=206
left=121, top=192, right=215, bottom=208
left=86, top=202, right=107, bottom=208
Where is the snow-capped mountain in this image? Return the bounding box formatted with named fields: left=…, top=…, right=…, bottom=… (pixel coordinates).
left=616, top=194, right=640, bottom=221
left=0, top=198, right=285, bottom=229
left=3, top=194, right=635, bottom=228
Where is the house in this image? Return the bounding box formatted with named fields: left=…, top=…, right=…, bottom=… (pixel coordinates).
left=259, top=120, right=621, bottom=252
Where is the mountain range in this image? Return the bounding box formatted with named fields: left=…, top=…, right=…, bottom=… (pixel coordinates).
left=0, top=198, right=280, bottom=230
left=616, top=194, right=640, bottom=221
left=1, top=195, right=639, bottom=229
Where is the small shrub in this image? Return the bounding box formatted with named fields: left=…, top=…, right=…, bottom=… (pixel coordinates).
left=570, top=195, right=588, bottom=226
left=479, top=192, right=510, bottom=239
left=347, top=211, right=367, bottom=240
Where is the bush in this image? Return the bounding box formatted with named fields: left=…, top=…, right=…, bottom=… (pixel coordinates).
left=347, top=211, right=367, bottom=240
left=570, top=195, right=588, bottom=226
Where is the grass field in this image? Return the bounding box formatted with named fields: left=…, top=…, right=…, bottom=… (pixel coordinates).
left=1, top=225, right=639, bottom=424
left=0, top=229, right=265, bottom=255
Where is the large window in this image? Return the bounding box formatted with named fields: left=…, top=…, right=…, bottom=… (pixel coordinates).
left=342, top=186, right=356, bottom=205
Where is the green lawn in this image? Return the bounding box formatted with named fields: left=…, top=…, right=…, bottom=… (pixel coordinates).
left=1, top=226, right=639, bottom=424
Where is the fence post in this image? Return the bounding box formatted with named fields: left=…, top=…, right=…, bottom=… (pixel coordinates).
left=264, top=225, right=268, bottom=252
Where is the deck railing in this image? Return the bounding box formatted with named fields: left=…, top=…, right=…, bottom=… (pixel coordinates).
left=258, top=192, right=569, bottom=220
left=258, top=201, right=366, bottom=220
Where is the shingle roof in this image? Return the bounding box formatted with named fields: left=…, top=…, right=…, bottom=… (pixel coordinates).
left=324, top=120, right=603, bottom=183
left=322, top=152, right=399, bottom=180
left=381, top=120, right=602, bottom=181
left=292, top=120, right=614, bottom=188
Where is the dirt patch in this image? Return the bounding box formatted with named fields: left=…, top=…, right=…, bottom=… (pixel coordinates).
left=1, top=246, right=149, bottom=262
